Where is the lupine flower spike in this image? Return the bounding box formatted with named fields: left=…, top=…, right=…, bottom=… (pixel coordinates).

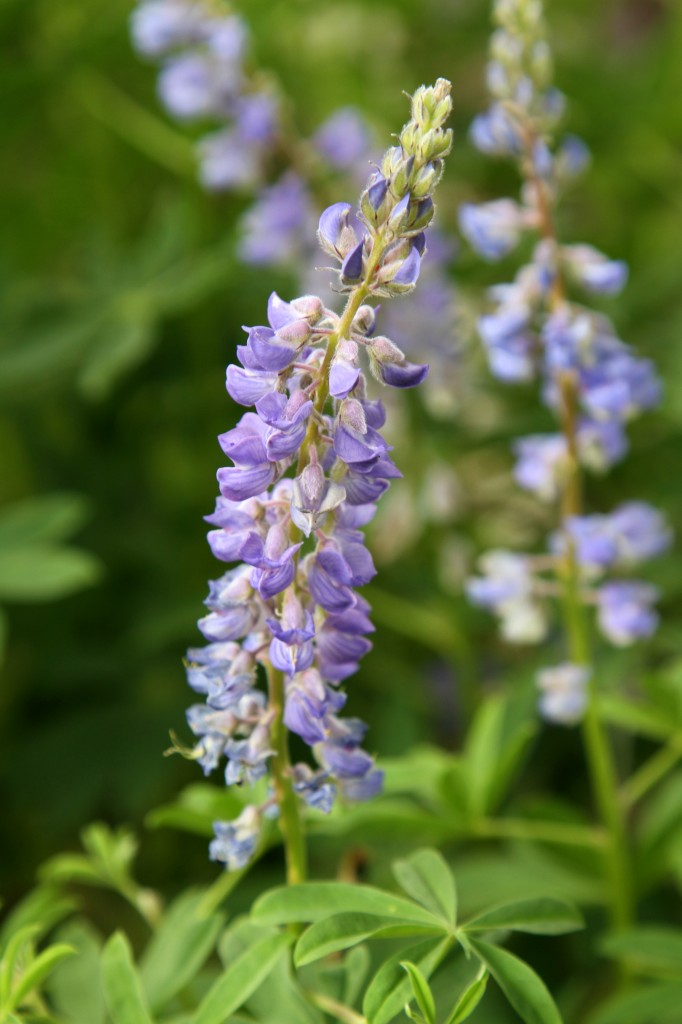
left=461, top=0, right=670, bottom=724
left=181, top=80, right=452, bottom=870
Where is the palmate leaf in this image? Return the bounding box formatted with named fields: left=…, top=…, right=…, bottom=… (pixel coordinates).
left=467, top=938, right=562, bottom=1024
left=294, top=913, right=446, bottom=967
left=363, top=937, right=452, bottom=1024
left=253, top=882, right=446, bottom=929
left=393, top=849, right=457, bottom=926
left=462, top=897, right=583, bottom=936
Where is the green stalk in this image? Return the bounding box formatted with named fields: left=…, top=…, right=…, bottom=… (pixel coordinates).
left=267, top=664, right=307, bottom=885
left=525, top=134, right=635, bottom=933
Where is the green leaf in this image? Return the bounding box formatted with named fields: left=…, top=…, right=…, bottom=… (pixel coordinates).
left=10, top=944, right=75, bottom=1011
left=44, top=920, right=106, bottom=1024
left=39, top=854, right=105, bottom=888
left=77, top=317, right=155, bottom=400
left=463, top=897, right=583, bottom=936
left=589, top=981, right=682, bottom=1024
left=253, top=883, right=444, bottom=930
left=342, top=945, right=371, bottom=1008
left=294, top=912, right=445, bottom=967
left=463, top=697, right=506, bottom=817
left=139, top=892, right=224, bottom=1011
left=363, top=937, right=452, bottom=1024
left=101, top=933, right=154, bottom=1024
left=192, top=932, right=292, bottom=1024
left=393, top=849, right=457, bottom=926
left=0, top=544, right=101, bottom=602
left=467, top=938, right=562, bottom=1024
left=401, top=961, right=436, bottom=1024
left=1, top=925, right=40, bottom=1007
left=0, top=888, right=77, bottom=955
left=0, top=494, right=90, bottom=547
left=600, top=927, right=682, bottom=977
left=444, top=966, right=488, bottom=1024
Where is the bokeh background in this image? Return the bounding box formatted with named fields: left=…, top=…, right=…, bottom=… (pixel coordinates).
left=2, top=0, right=681, bottom=912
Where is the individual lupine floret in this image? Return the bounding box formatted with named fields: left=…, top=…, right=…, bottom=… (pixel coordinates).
left=466, top=550, right=547, bottom=643
left=180, top=80, right=453, bottom=868
left=536, top=663, right=589, bottom=725
left=459, top=198, right=531, bottom=261
left=596, top=581, right=660, bottom=647
left=209, top=806, right=263, bottom=869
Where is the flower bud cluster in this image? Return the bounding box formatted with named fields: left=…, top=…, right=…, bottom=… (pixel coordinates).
left=183, top=82, right=452, bottom=867
left=462, top=0, right=669, bottom=725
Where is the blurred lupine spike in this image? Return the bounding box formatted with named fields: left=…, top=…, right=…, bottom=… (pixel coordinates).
left=184, top=81, right=452, bottom=867
left=462, top=0, right=670, bottom=723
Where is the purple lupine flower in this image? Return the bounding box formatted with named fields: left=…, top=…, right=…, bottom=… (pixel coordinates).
left=463, top=0, right=668, bottom=680
left=182, top=78, right=453, bottom=867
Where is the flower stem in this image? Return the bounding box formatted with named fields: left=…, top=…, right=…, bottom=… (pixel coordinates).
left=267, top=663, right=307, bottom=885
left=307, top=992, right=367, bottom=1024
left=524, top=129, right=634, bottom=933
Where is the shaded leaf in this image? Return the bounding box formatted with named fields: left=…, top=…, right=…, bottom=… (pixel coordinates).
left=192, top=932, right=292, bottom=1024
left=0, top=544, right=101, bottom=602
left=467, top=938, right=562, bottom=1024
left=101, top=933, right=154, bottom=1024
left=600, top=927, right=682, bottom=978
left=445, top=966, right=488, bottom=1024
left=294, top=912, right=444, bottom=967
left=463, top=897, right=583, bottom=936
left=140, top=891, right=225, bottom=1011
left=363, top=937, right=452, bottom=1024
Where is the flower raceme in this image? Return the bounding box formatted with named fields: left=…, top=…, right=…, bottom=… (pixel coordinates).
left=460, top=0, right=670, bottom=725
left=182, top=80, right=453, bottom=868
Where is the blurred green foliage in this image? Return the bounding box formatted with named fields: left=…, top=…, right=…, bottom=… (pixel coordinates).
left=1, top=0, right=682, bottom=946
